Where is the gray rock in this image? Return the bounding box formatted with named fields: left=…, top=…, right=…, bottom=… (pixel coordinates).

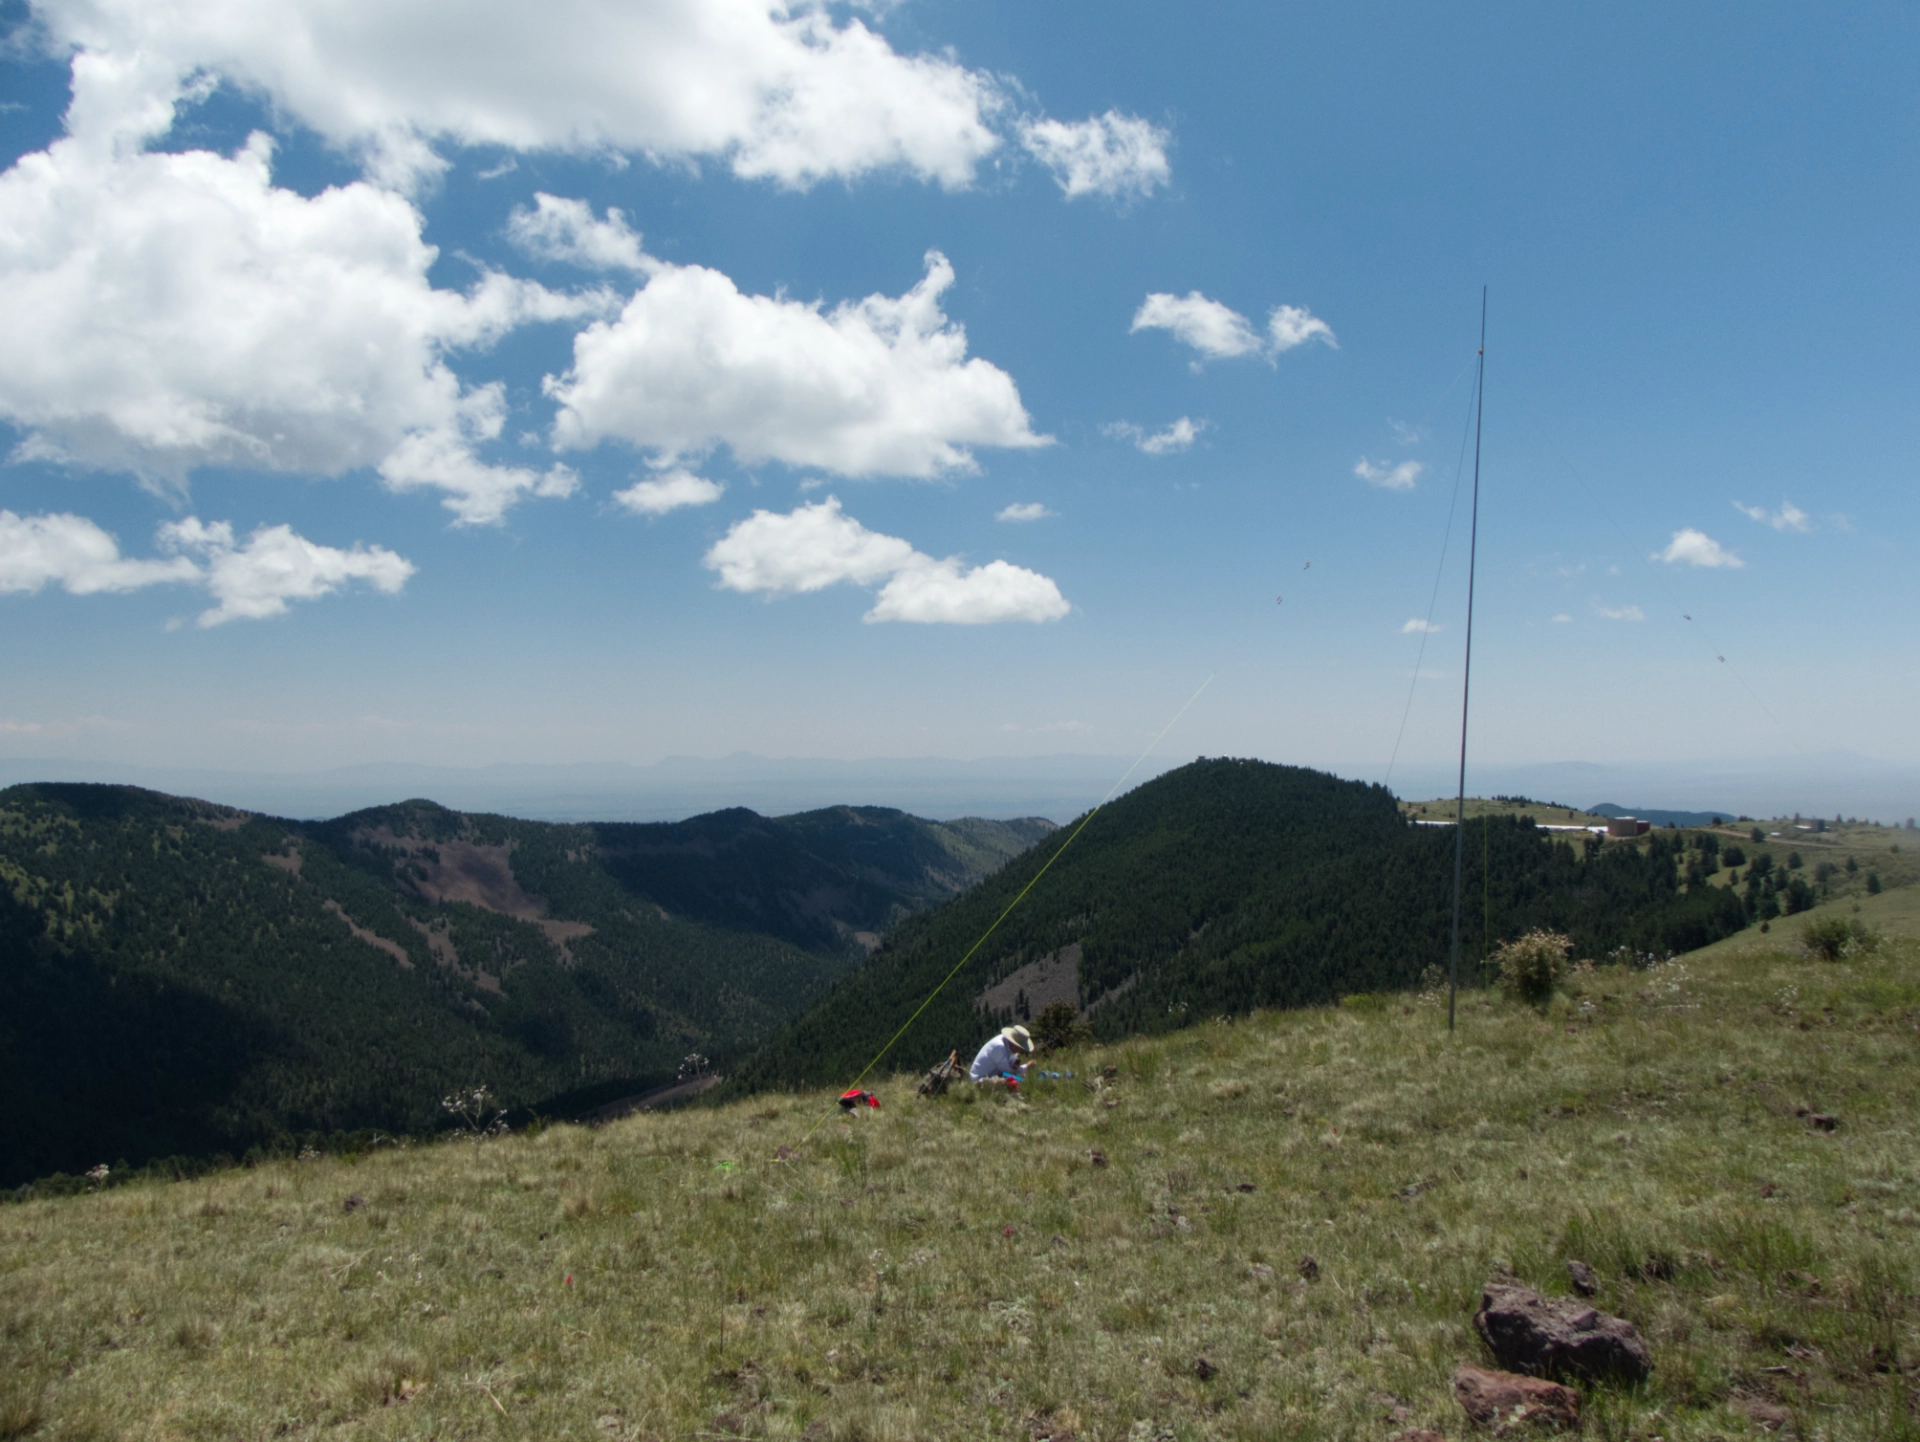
left=1566, top=1259, right=1598, bottom=1297
left=1473, top=1281, right=1652, bottom=1384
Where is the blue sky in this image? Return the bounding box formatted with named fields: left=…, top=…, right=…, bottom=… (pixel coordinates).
left=1, top=0, right=1914, bottom=797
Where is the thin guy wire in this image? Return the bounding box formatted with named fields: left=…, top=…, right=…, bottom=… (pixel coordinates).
left=1449, top=288, right=1488, bottom=1033
left=1384, top=356, right=1484, bottom=791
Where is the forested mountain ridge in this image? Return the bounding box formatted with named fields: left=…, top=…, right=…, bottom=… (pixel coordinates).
left=587, top=805, right=1055, bottom=953
left=732, top=758, right=1748, bottom=1091
left=0, top=784, right=1050, bottom=1185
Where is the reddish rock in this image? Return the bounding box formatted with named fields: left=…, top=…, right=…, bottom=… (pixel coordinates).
left=1453, top=1364, right=1579, bottom=1431
left=1473, top=1281, right=1652, bottom=1384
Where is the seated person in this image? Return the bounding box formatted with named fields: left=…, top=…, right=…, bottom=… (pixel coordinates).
left=969, top=1024, right=1033, bottom=1083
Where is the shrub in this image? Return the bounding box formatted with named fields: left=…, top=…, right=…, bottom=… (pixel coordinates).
left=1867, top=873, right=1882, bottom=895
left=1030, top=999, right=1093, bottom=1054
left=1801, top=916, right=1878, bottom=961
left=1493, top=929, right=1572, bottom=1005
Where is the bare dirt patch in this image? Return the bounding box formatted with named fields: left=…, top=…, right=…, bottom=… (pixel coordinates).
left=322, top=900, right=412, bottom=970
left=978, top=943, right=1082, bottom=1018
left=536, top=920, right=594, bottom=964
left=358, top=826, right=596, bottom=961
left=262, top=841, right=303, bottom=877
left=357, top=829, right=595, bottom=963
left=362, top=831, right=547, bottom=918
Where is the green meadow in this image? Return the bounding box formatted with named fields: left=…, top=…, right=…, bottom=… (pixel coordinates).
left=8, top=899, right=1920, bottom=1440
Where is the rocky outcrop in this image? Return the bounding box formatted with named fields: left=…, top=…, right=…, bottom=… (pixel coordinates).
left=1452, top=1364, right=1580, bottom=1431
left=1566, top=1260, right=1598, bottom=1297
left=1473, top=1281, right=1652, bottom=1384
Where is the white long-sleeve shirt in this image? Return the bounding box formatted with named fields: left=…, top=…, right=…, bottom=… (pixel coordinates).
left=970, top=1034, right=1027, bottom=1081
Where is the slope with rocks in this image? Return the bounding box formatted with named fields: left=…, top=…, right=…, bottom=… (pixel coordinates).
left=6, top=925, right=1916, bottom=1438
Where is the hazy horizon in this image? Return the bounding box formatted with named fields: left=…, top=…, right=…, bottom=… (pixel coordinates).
left=6, top=748, right=1913, bottom=828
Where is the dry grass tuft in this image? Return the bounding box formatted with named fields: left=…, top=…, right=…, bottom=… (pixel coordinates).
left=5, top=935, right=1920, bottom=1438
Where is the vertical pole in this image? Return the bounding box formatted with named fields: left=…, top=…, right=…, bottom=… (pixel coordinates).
left=1449, top=288, right=1488, bottom=1033
left=1483, top=809, right=1493, bottom=985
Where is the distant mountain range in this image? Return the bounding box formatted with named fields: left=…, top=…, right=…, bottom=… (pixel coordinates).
left=4, top=748, right=1913, bottom=824
left=0, top=755, right=1174, bottom=825
left=0, top=783, right=1050, bottom=1185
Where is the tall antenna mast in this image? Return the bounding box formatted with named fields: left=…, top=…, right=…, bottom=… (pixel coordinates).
left=1449, top=289, right=1487, bottom=1033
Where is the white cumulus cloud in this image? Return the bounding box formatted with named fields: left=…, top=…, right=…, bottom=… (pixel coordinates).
left=1733, top=499, right=1811, bottom=533
left=30, top=0, right=1007, bottom=192
left=1130, top=292, right=1263, bottom=360
left=705, top=497, right=918, bottom=595
left=703, top=497, right=1066, bottom=623
left=1105, top=416, right=1205, bottom=455
left=1131, top=292, right=1335, bottom=364
left=1654, top=528, right=1743, bottom=568
left=0, top=117, right=600, bottom=523
left=869, top=556, right=1070, bottom=624
left=159, top=517, right=414, bottom=626
left=548, top=250, right=1049, bottom=478
left=1019, top=110, right=1170, bottom=200
left=1597, top=604, right=1646, bottom=622
left=507, top=193, right=653, bottom=273
left=1400, top=618, right=1441, bottom=634
left=996, top=502, right=1052, bottom=522
left=1551, top=613, right=1573, bottom=624
left=1267, top=305, right=1336, bottom=352
left=613, top=468, right=725, bottom=516
left=0, top=510, right=199, bottom=594
left=1355, top=458, right=1423, bottom=490
left=0, top=509, right=412, bottom=624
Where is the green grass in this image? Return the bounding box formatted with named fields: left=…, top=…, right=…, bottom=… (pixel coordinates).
left=1402, top=796, right=1604, bottom=826
left=8, top=934, right=1920, bottom=1439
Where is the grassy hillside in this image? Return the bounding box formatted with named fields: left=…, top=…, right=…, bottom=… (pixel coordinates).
left=735, top=760, right=1750, bottom=1092
left=0, top=785, right=1049, bottom=1186
left=7, top=928, right=1919, bottom=1439
left=1402, top=795, right=1605, bottom=826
